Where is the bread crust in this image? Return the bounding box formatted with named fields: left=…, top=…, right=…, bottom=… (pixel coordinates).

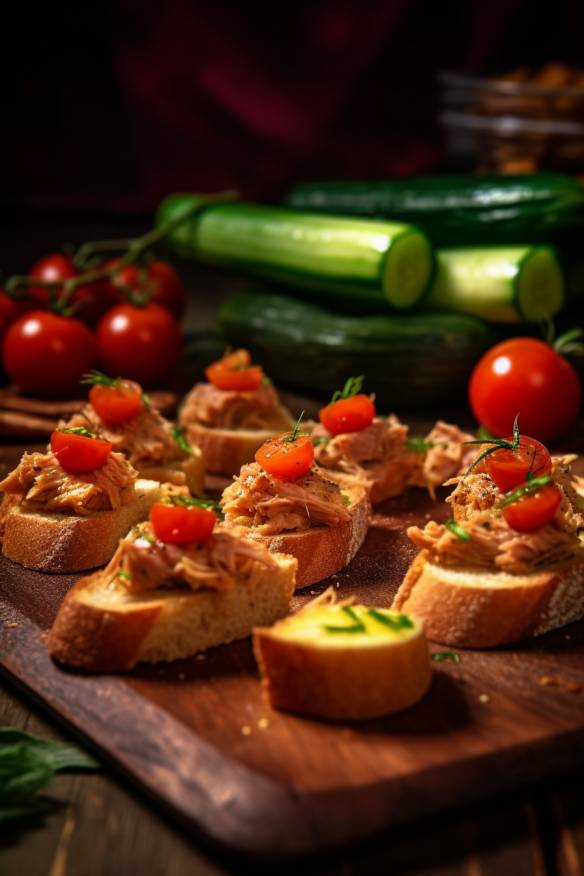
left=253, top=616, right=431, bottom=719
left=393, top=550, right=584, bottom=647
left=1, top=479, right=161, bottom=573
left=184, top=423, right=288, bottom=476
left=250, top=486, right=371, bottom=589
left=48, top=553, right=297, bottom=671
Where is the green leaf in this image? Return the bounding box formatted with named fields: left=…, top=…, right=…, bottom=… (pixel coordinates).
left=330, top=375, right=364, bottom=403
left=0, top=729, right=98, bottom=772
left=406, top=437, right=444, bottom=454
left=445, top=519, right=471, bottom=541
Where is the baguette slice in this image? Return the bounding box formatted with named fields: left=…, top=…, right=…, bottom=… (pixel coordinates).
left=1, top=479, right=162, bottom=574
left=48, top=552, right=297, bottom=671
left=393, top=550, right=584, bottom=648
left=137, top=452, right=205, bottom=496
left=184, top=422, right=290, bottom=477
left=253, top=590, right=431, bottom=719
left=250, top=486, right=370, bottom=589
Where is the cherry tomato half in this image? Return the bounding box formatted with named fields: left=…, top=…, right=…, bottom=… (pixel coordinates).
left=476, top=435, right=553, bottom=492
left=319, top=394, right=376, bottom=436
left=502, top=482, right=562, bottom=532
left=255, top=433, right=314, bottom=481
left=150, top=502, right=216, bottom=545
left=205, top=348, right=264, bottom=392
left=96, top=303, right=182, bottom=386
left=50, top=430, right=112, bottom=473
left=89, top=379, right=144, bottom=425
left=2, top=311, right=97, bottom=397
left=469, top=338, right=581, bottom=443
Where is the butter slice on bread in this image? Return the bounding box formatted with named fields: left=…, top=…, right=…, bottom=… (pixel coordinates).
left=254, top=589, right=431, bottom=719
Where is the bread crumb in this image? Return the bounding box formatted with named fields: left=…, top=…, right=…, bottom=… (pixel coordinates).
left=565, top=634, right=572, bottom=640
left=478, top=694, right=490, bottom=704
left=195, top=654, right=206, bottom=661
left=257, top=718, right=269, bottom=730
left=241, top=725, right=252, bottom=736
left=3, top=622, right=18, bottom=629
left=539, top=675, right=558, bottom=687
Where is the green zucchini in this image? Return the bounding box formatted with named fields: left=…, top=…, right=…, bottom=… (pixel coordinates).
left=426, top=245, right=564, bottom=323
left=218, top=291, right=496, bottom=407
left=285, top=174, right=584, bottom=246
left=157, top=195, right=433, bottom=310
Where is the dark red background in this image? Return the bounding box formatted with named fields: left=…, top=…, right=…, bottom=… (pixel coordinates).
left=4, top=0, right=584, bottom=212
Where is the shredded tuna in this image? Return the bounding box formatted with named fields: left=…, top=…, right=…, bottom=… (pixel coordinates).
left=408, top=513, right=583, bottom=575
left=408, top=421, right=476, bottom=497
left=221, top=462, right=350, bottom=535
left=64, top=405, right=183, bottom=468
left=0, top=450, right=136, bottom=515
left=179, top=381, right=292, bottom=431
left=446, top=473, right=501, bottom=522
left=106, top=523, right=278, bottom=593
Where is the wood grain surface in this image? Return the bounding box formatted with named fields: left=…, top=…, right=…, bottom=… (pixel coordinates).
left=1, top=439, right=584, bottom=858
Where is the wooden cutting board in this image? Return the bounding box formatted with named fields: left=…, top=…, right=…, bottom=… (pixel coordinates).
left=1, top=443, right=584, bottom=858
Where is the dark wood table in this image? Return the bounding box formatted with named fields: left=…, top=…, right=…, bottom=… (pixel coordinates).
left=1, top=213, right=584, bottom=875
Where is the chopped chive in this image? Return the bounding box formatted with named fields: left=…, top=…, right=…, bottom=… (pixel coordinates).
left=445, top=519, right=471, bottom=541
left=117, top=569, right=131, bottom=581
left=312, top=435, right=330, bottom=447
left=496, top=475, right=553, bottom=509
left=80, top=370, right=118, bottom=388
left=406, top=437, right=445, bottom=454
left=57, top=426, right=95, bottom=438
left=142, top=391, right=152, bottom=412
left=330, top=375, right=364, bottom=403
left=171, top=425, right=193, bottom=456
left=168, top=494, right=219, bottom=511
left=367, top=608, right=414, bottom=631
left=281, top=411, right=307, bottom=443
left=322, top=605, right=366, bottom=634
left=432, top=650, right=460, bottom=664
left=341, top=492, right=351, bottom=507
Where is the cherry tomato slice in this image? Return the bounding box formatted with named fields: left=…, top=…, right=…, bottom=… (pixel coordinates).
left=150, top=502, right=216, bottom=545
left=89, top=380, right=144, bottom=425
left=502, top=482, right=562, bottom=532
left=255, top=433, right=314, bottom=481
left=319, top=394, right=376, bottom=436
left=50, top=430, right=112, bottom=473
left=205, top=348, right=264, bottom=392
left=477, top=435, right=553, bottom=491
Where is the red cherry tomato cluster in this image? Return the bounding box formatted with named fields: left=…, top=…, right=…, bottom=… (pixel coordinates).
left=0, top=252, right=187, bottom=396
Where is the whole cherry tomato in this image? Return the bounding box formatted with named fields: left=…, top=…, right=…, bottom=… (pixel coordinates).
left=50, top=429, right=112, bottom=473
left=319, top=394, right=376, bottom=436
left=206, top=349, right=264, bottom=391
left=150, top=501, right=216, bottom=545
left=86, top=374, right=145, bottom=425
left=29, top=253, right=117, bottom=326
left=108, top=259, right=187, bottom=319
left=502, top=480, right=562, bottom=532
left=96, top=303, right=182, bottom=386
left=2, top=311, right=97, bottom=396
left=255, top=429, right=314, bottom=481
left=469, top=338, right=581, bottom=443
left=476, top=435, right=553, bottom=492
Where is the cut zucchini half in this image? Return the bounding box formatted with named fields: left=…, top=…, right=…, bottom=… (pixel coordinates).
left=515, top=246, right=564, bottom=322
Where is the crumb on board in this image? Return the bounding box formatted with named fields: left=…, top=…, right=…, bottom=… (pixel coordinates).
left=257, top=718, right=270, bottom=730
left=177, top=672, right=186, bottom=680
left=538, top=675, right=581, bottom=694
left=195, top=654, right=206, bottom=661
left=478, top=694, right=490, bottom=704
left=241, top=725, right=252, bottom=736
left=539, top=675, right=558, bottom=687
left=3, top=622, right=18, bottom=629
left=566, top=682, right=582, bottom=694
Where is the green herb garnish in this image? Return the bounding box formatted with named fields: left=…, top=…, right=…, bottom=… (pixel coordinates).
left=330, top=375, right=364, bottom=403
left=367, top=608, right=414, bottom=631
left=322, top=605, right=366, bottom=634
left=496, top=475, right=553, bottom=509
left=171, top=425, right=193, bottom=456
left=465, top=413, right=521, bottom=474
left=80, top=370, right=118, bottom=387
left=116, top=569, right=131, bottom=581
left=281, top=411, right=307, bottom=443
left=167, top=494, right=220, bottom=512
left=142, top=391, right=152, bottom=412
left=312, top=435, right=330, bottom=448
left=476, top=425, right=495, bottom=441
left=133, top=525, right=156, bottom=543
left=432, top=650, right=461, bottom=664
left=445, top=519, right=471, bottom=541
left=57, top=426, right=95, bottom=438
left=0, top=728, right=98, bottom=823
left=341, top=492, right=351, bottom=507
left=406, top=437, right=442, bottom=454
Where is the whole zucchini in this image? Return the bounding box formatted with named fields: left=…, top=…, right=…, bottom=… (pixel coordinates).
left=218, top=291, right=496, bottom=408
left=285, top=174, right=584, bottom=246
left=157, top=195, right=433, bottom=310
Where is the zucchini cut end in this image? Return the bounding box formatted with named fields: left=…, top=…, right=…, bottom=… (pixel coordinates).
left=382, top=230, right=433, bottom=310
left=516, top=246, right=564, bottom=322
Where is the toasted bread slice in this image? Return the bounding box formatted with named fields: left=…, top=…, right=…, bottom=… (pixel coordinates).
left=48, top=552, right=297, bottom=671
left=253, top=589, right=431, bottom=719
left=250, top=486, right=370, bottom=590
left=184, top=423, right=290, bottom=477
left=137, top=452, right=205, bottom=496
left=393, top=550, right=584, bottom=648
left=1, top=479, right=162, bottom=573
